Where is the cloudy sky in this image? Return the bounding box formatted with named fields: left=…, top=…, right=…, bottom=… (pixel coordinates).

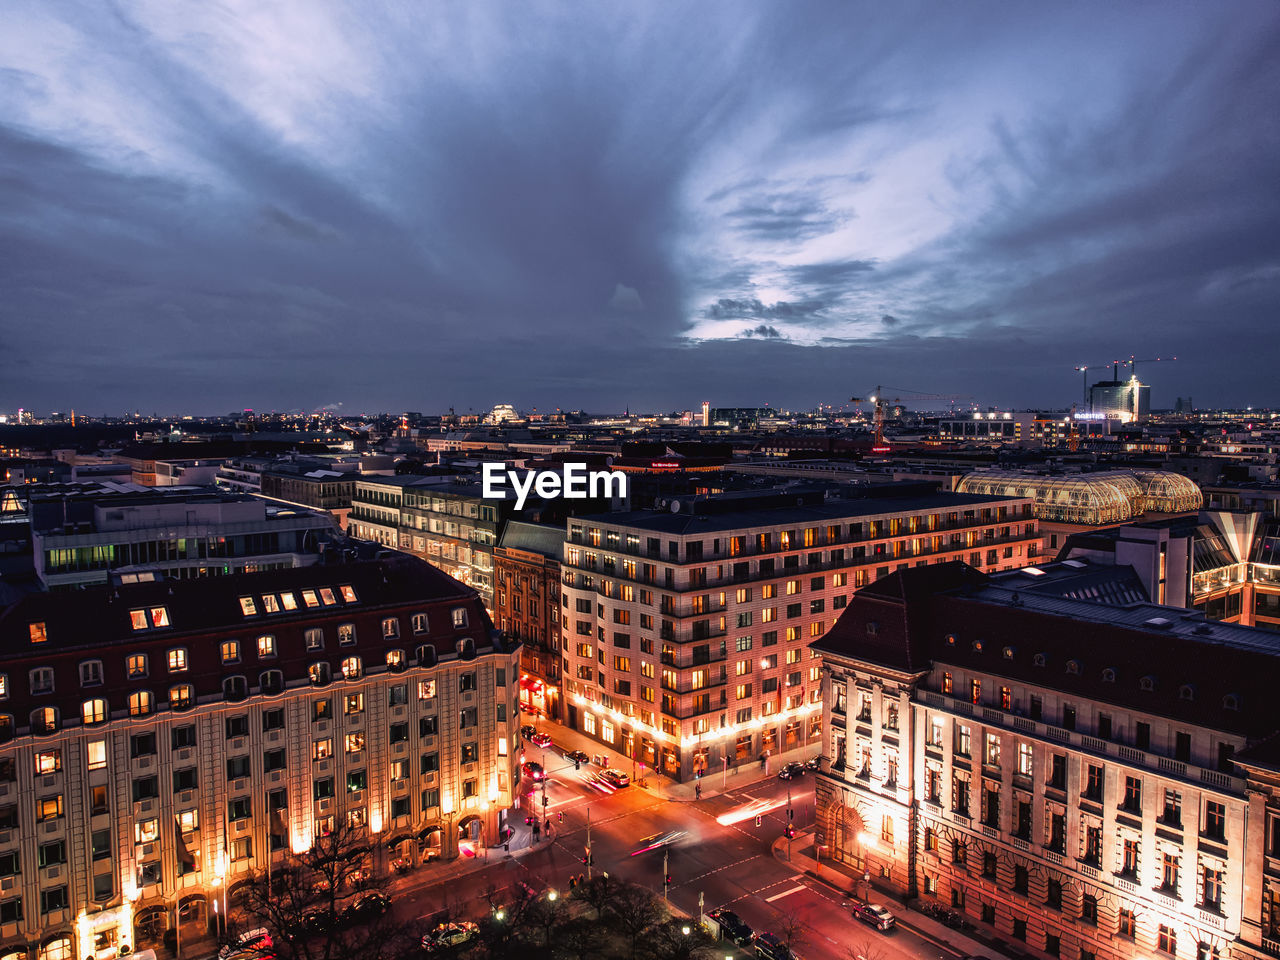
left=3, top=2, right=1278, bottom=416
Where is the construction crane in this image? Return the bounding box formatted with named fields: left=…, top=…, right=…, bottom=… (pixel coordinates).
left=850, top=386, right=974, bottom=451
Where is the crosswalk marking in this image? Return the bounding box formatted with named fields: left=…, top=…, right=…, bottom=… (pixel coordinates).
left=764, top=884, right=806, bottom=902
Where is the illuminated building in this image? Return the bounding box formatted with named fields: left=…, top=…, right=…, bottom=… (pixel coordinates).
left=813, top=562, right=1280, bottom=960
left=559, top=487, right=1040, bottom=781
left=29, top=491, right=339, bottom=591
left=1091, top=378, right=1151, bottom=423
left=0, top=556, right=518, bottom=959
left=494, top=522, right=563, bottom=720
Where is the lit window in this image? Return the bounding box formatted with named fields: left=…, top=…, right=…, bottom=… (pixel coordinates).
left=81, top=699, right=108, bottom=725
left=498, top=737, right=508, bottom=757
left=412, top=613, right=429, bottom=634
left=0, top=675, right=7, bottom=699
left=168, top=649, right=187, bottom=673
left=418, top=679, right=437, bottom=700
left=169, top=685, right=194, bottom=711
left=339, top=585, right=358, bottom=603
left=382, top=618, right=399, bottom=639
left=178, top=808, right=199, bottom=832
left=30, top=707, right=58, bottom=735
left=452, top=608, right=468, bottom=629
left=87, top=740, right=107, bottom=771
left=126, top=654, right=147, bottom=679
left=344, top=693, right=364, bottom=715
left=29, top=622, right=48, bottom=644
left=239, top=597, right=258, bottom=616
left=341, top=656, right=362, bottom=680
left=257, top=635, right=276, bottom=659
left=128, top=691, right=153, bottom=717
left=221, top=641, right=240, bottom=664
left=345, top=733, right=365, bottom=754
left=129, top=610, right=149, bottom=631
left=261, top=594, right=280, bottom=614
left=305, top=628, right=324, bottom=651
left=37, top=795, right=64, bottom=821
left=338, top=623, right=356, bottom=645
left=149, top=607, right=169, bottom=628
left=280, top=592, right=298, bottom=611
left=302, top=589, right=320, bottom=608
left=34, top=750, right=61, bottom=775
left=312, top=739, right=333, bottom=760
left=308, top=663, right=330, bottom=686
left=386, top=650, right=405, bottom=672
left=134, top=818, right=159, bottom=843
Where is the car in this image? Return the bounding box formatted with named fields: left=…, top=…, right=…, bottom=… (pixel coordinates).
left=851, top=901, right=896, bottom=931
left=343, top=891, right=390, bottom=925
left=521, top=760, right=546, bottom=781
left=301, top=909, right=338, bottom=935
left=520, top=724, right=537, bottom=741
left=218, top=929, right=273, bottom=960
left=598, top=768, right=630, bottom=788
left=803, top=755, right=822, bottom=771
left=563, top=749, right=590, bottom=765
left=777, top=761, right=806, bottom=780
left=422, top=921, right=478, bottom=952
left=708, top=908, right=754, bottom=946
left=753, top=931, right=798, bottom=960
left=529, top=732, right=553, bottom=748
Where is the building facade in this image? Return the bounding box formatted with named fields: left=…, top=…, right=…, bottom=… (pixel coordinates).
left=813, top=561, right=1280, bottom=960
left=0, top=556, right=519, bottom=960
left=559, top=489, right=1040, bottom=782
left=493, top=522, right=563, bottom=721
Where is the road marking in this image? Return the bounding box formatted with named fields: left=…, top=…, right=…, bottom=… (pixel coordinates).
left=764, top=884, right=806, bottom=902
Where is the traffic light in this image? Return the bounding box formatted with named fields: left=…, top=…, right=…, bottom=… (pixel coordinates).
left=754, top=815, right=762, bottom=827
left=788, top=808, right=794, bottom=821
left=665, top=874, right=672, bottom=886
left=785, top=824, right=795, bottom=840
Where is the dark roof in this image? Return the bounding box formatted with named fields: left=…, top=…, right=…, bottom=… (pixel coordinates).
left=497, top=521, right=564, bottom=559
left=575, top=491, right=1026, bottom=537
left=987, top=559, right=1149, bottom=606
left=0, top=554, right=476, bottom=657
left=815, top=563, right=1280, bottom=738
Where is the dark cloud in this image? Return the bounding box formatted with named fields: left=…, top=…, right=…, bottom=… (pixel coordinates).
left=0, top=1, right=1278, bottom=413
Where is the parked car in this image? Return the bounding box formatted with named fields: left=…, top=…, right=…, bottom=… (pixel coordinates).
left=852, top=901, right=896, bottom=931
left=708, top=908, right=754, bottom=946
left=599, top=768, right=630, bottom=788
left=777, top=761, right=805, bottom=780
left=803, top=755, right=822, bottom=771
left=219, top=929, right=273, bottom=960
left=753, top=931, right=798, bottom=960
left=563, top=749, right=590, bottom=765
left=422, top=921, right=478, bottom=952
left=520, top=724, right=537, bottom=741
left=343, top=892, right=390, bottom=925
left=521, top=760, right=546, bottom=781
left=529, top=731, right=553, bottom=748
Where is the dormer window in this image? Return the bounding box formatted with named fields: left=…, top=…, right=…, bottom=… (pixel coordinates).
left=1223, top=694, right=1240, bottom=711
left=1033, top=653, right=1046, bottom=668
left=1139, top=675, right=1156, bottom=692
left=129, top=610, right=149, bottom=631
left=148, top=607, right=169, bottom=628
left=28, top=623, right=48, bottom=644
left=239, top=597, right=258, bottom=617
left=301, top=590, right=320, bottom=608
left=1102, top=668, right=1116, bottom=683
left=319, top=588, right=337, bottom=606
left=280, top=592, right=298, bottom=611
left=340, top=585, right=358, bottom=603
left=1065, top=660, right=1080, bottom=675
left=261, top=595, right=281, bottom=614
left=1178, top=684, right=1194, bottom=701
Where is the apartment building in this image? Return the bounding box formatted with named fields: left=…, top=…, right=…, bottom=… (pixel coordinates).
left=559, top=487, right=1039, bottom=782
left=0, top=556, right=519, bottom=960
left=29, top=491, right=339, bottom=590
left=494, top=521, right=564, bottom=721
left=813, top=561, right=1280, bottom=960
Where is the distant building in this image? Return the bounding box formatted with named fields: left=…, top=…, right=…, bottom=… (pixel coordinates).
left=1090, top=378, right=1150, bottom=422
left=494, top=521, right=564, bottom=720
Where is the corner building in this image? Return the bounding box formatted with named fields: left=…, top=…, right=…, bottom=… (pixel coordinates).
left=559, top=489, right=1039, bottom=782
left=814, top=562, right=1280, bottom=960
left=0, top=556, right=519, bottom=960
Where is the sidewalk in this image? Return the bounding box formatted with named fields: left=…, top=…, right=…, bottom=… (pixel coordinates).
left=773, top=828, right=1029, bottom=960
left=530, top=717, right=820, bottom=802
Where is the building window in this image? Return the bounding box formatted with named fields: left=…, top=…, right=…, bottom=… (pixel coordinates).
left=1118, top=908, right=1136, bottom=938
left=452, top=608, right=468, bottom=629
left=382, top=618, right=399, bottom=640
left=341, top=656, right=362, bottom=680
left=169, top=685, right=194, bottom=711
left=126, top=654, right=147, bottom=679
left=80, top=660, right=106, bottom=687
left=386, top=649, right=406, bottom=672
left=1122, top=776, right=1142, bottom=813
left=412, top=613, right=429, bottom=635
left=126, top=691, right=153, bottom=717
left=257, top=635, right=276, bottom=658
left=222, top=677, right=247, bottom=702
left=1203, top=801, right=1226, bottom=842
left=167, top=648, right=188, bottom=673
left=1158, top=924, right=1177, bottom=956
left=81, top=698, right=107, bottom=725
left=1081, top=893, right=1098, bottom=925
left=305, top=628, right=324, bottom=651
left=87, top=740, right=107, bottom=770
left=221, top=641, right=240, bottom=664
left=309, top=662, right=331, bottom=686
left=338, top=623, right=356, bottom=646
left=1201, top=865, right=1222, bottom=910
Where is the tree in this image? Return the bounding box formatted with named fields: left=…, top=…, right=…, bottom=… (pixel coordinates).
left=574, top=872, right=622, bottom=920
left=643, top=918, right=720, bottom=960
left=477, top=880, right=544, bottom=958
left=846, top=939, right=891, bottom=960
left=220, top=822, right=420, bottom=960
left=555, top=915, right=607, bottom=960
left=609, top=882, right=666, bottom=959
left=775, top=909, right=808, bottom=954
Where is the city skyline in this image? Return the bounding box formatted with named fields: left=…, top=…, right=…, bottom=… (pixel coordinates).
left=3, top=2, right=1279, bottom=413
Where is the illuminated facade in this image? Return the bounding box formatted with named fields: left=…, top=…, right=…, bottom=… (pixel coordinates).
left=0, top=557, right=518, bottom=960
left=494, top=522, right=563, bottom=721
left=814, top=562, right=1280, bottom=960
left=958, top=470, right=1203, bottom=527
left=559, top=489, right=1040, bottom=781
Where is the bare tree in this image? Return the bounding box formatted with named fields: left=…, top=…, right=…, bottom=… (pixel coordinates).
left=846, top=939, right=891, bottom=960
left=222, top=822, right=419, bottom=960
left=609, top=882, right=666, bottom=959
left=643, top=917, right=720, bottom=960
left=574, top=872, right=622, bottom=920
left=478, top=880, right=544, bottom=958
left=775, top=909, right=808, bottom=953
left=555, top=915, right=606, bottom=960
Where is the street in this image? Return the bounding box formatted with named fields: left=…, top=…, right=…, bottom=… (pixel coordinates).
left=390, top=743, right=963, bottom=960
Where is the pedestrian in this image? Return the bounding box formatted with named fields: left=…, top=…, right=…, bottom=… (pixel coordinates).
left=569, top=875, right=576, bottom=890
left=578, top=872, right=584, bottom=886
left=695, top=783, right=701, bottom=800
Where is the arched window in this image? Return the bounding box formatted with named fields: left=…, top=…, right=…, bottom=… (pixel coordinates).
left=82, top=698, right=108, bottom=725
left=417, top=645, right=438, bottom=668
left=260, top=670, right=284, bottom=695
left=341, top=656, right=362, bottom=680
left=1002, top=646, right=1015, bottom=659
left=457, top=638, right=476, bottom=661
left=385, top=650, right=405, bottom=673
left=1223, top=693, right=1240, bottom=711
left=1178, top=684, right=1195, bottom=701
left=0, top=714, right=13, bottom=743
left=971, top=640, right=983, bottom=653
left=223, top=677, right=248, bottom=702
left=1066, top=660, right=1080, bottom=675
left=1033, top=653, right=1046, bottom=668
left=168, top=648, right=188, bottom=673
left=1139, top=675, right=1156, bottom=692
left=31, top=706, right=59, bottom=735
left=308, top=663, right=331, bottom=686
left=169, top=685, right=194, bottom=711
left=1101, top=668, right=1117, bottom=683
left=128, top=691, right=154, bottom=717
